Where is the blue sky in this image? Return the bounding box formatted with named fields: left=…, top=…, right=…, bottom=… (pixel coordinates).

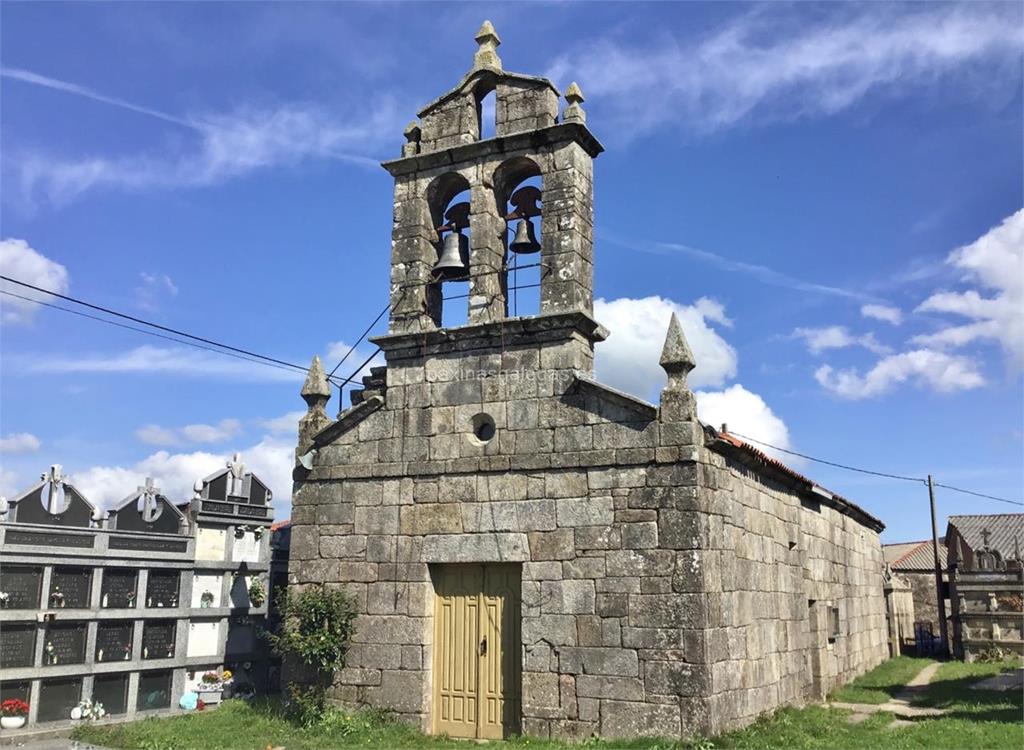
left=1, top=1, right=1021, bottom=542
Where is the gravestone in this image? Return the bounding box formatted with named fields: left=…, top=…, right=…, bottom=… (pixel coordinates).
left=44, top=622, right=87, bottom=665
left=137, top=670, right=172, bottom=710
left=93, top=673, right=129, bottom=715
left=192, top=574, right=223, bottom=608
left=49, top=567, right=92, bottom=609
left=142, top=620, right=176, bottom=660
left=196, top=527, right=226, bottom=560
left=186, top=620, right=219, bottom=657
left=146, top=571, right=180, bottom=608
left=95, top=621, right=133, bottom=662
left=38, top=677, right=82, bottom=722
left=0, top=623, right=36, bottom=668
left=0, top=565, right=42, bottom=609
left=101, top=569, right=138, bottom=609
left=231, top=530, right=260, bottom=563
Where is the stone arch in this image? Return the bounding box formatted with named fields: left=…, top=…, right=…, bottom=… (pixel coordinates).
left=492, top=156, right=544, bottom=316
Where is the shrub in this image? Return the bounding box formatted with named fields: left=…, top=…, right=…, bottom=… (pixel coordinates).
left=285, top=681, right=328, bottom=728
left=264, top=585, right=357, bottom=674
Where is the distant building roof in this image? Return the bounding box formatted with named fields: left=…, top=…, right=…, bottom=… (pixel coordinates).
left=947, top=514, right=1024, bottom=558
left=884, top=539, right=947, bottom=570
left=270, top=519, right=291, bottom=532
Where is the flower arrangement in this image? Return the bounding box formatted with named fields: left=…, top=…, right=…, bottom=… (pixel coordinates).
left=200, top=591, right=215, bottom=608
left=199, top=670, right=233, bottom=690
left=1, top=699, right=29, bottom=717
left=72, top=698, right=105, bottom=721
left=45, top=641, right=57, bottom=665
left=247, top=578, right=266, bottom=608
left=253, top=526, right=264, bottom=540
left=125, top=591, right=136, bottom=607
left=49, top=589, right=65, bottom=608
left=0, top=591, right=10, bottom=607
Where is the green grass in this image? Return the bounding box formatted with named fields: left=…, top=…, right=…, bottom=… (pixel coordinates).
left=829, top=655, right=935, bottom=704
left=73, top=658, right=1023, bottom=750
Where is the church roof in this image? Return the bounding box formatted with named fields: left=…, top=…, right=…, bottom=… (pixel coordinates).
left=883, top=539, right=947, bottom=571
left=947, top=514, right=1024, bottom=558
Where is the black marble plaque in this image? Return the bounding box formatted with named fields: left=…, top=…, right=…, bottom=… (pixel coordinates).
left=38, top=677, right=82, bottom=722
left=0, top=680, right=31, bottom=705
left=226, top=623, right=255, bottom=655
left=137, top=670, right=172, bottom=710
left=237, top=505, right=268, bottom=518
left=0, top=624, right=36, bottom=669
left=142, top=620, right=176, bottom=659
left=95, top=621, right=133, bottom=662
left=49, top=567, right=93, bottom=609
left=146, top=571, right=180, bottom=608
left=0, top=565, right=43, bottom=609
left=4, top=529, right=94, bottom=548
left=101, top=569, right=138, bottom=608
left=109, top=536, right=188, bottom=553
left=93, top=673, right=129, bottom=715
left=44, top=622, right=87, bottom=665
left=202, top=500, right=234, bottom=515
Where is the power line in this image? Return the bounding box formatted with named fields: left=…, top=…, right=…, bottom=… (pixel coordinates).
left=327, top=303, right=390, bottom=379
left=727, top=430, right=1023, bottom=507
left=1, top=290, right=302, bottom=378
left=1, top=276, right=341, bottom=384
left=728, top=430, right=925, bottom=483
left=933, top=483, right=1024, bottom=508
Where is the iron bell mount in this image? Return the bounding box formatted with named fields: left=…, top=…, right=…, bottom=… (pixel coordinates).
left=432, top=201, right=471, bottom=280
left=506, top=185, right=542, bottom=254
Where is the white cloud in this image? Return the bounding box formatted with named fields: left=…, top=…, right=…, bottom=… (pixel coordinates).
left=594, top=295, right=737, bottom=400
left=70, top=434, right=295, bottom=516
left=547, top=4, right=1021, bottom=138
left=792, top=326, right=890, bottom=355
left=914, top=210, right=1024, bottom=368
left=136, top=418, right=242, bottom=446
left=135, top=272, right=178, bottom=312
left=259, top=411, right=306, bottom=434
left=12, top=344, right=302, bottom=382
left=0, top=468, right=19, bottom=498
left=0, top=238, right=70, bottom=324
left=0, top=432, right=41, bottom=453
left=696, top=384, right=793, bottom=463
left=15, top=89, right=399, bottom=204
left=861, top=304, right=903, bottom=325
left=814, top=349, right=985, bottom=399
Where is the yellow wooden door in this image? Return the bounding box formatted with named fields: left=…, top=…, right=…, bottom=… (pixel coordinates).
left=432, top=564, right=520, bottom=739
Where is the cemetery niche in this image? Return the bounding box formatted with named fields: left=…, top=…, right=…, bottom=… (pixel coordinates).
left=49, top=567, right=92, bottom=609
left=101, top=568, right=138, bottom=609
left=96, top=622, right=134, bottom=663
left=0, top=565, right=42, bottom=609
left=0, top=454, right=276, bottom=729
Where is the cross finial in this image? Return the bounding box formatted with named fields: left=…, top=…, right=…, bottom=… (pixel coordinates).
left=981, top=527, right=992, bottom=548
left=473, top=20, right=502, bottom=71
left=42, top=464, right=65, bottom=485
left=138, top=476, right=159, bottom=522
left=42, top=464, right=66, bottom=514
left=227, top=452, right=246, bottom=497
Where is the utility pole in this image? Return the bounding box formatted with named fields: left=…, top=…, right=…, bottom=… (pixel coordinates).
left=928, top=474, right=949, bottom=654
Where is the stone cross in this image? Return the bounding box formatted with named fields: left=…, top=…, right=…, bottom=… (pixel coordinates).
left=227, top=452, right=246, bottom=497
left=42, top=464, right=66, bottom=514
left=981, top=527, right=992, bottom=548
left=137, top=477, right=160, bottom=522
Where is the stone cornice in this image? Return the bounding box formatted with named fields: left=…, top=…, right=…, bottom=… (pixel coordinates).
left=311, top=395, right=385, bottom=449
left=381, top=122, right=604, bottom=177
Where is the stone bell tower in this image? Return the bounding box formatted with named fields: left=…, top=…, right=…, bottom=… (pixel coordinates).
left=382, top=20, right=602, bottom=336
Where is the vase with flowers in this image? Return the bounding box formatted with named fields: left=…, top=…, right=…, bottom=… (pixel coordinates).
left=1, top=699, right=29, bottom=729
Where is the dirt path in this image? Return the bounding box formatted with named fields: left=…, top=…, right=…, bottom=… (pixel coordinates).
left=830, top=661, right=946, bottom=726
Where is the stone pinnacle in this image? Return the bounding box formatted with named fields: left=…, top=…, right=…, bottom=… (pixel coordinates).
left=660, top=313, right=696, bottom=377
left=301, top=355, right=331, bottom=402
left=473, top=20, right=502, bottom=71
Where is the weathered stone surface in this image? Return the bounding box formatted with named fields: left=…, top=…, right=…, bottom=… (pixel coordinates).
left=601, top=699, right=680, bottom=738
left=399, top=504, right=463, bottom=535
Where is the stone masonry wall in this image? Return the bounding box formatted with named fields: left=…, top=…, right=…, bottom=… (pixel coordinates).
left=700, top=451, right=887, bottom=732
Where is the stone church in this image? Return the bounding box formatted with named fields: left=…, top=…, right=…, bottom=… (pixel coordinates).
left=288, top=22, right=888, bottom=741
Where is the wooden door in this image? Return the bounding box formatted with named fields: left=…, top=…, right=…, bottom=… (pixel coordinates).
left=432, top=564, right=520, bottom=739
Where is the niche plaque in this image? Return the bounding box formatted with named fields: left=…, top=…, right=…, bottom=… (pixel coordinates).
left=0, top=565, right=42, bottom=609
left=101, top=569, right=138, bottom=608
left=146, top=571, right=180, bottom=608
left=44, top=622, right=87, bottom=665
left=38, top=677, right=82, bottom=722
left=142, top=620, right=176, bottom=660
left=137, top=670, right=172, bottom=710
left=95, top=621, right=134, bottom=662
left=93, top=673, right=129, bottom=715
left=49, top=567, right=93, bottom=609
left=0, top=624, right=37, bottom=669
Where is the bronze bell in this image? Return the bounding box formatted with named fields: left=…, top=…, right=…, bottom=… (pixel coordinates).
left=433, top=230, right=469, bottom=280
left=509, top=218, right=540, bottom=254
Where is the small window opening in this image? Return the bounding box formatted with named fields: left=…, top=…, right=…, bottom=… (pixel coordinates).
left=477, top=88, right=496, bottom=140
left=505, top=174, right=542, bottom=317
left=828, top=606, right=841, bottom=642
left=471, top=413, right=496, bottom=444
